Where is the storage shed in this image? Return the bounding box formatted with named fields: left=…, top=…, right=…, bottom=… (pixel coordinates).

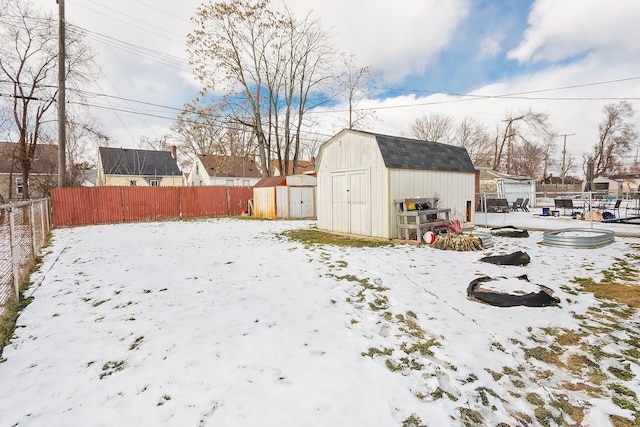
left=252, top=174, right=316, bottom=219
left=477, top=168, right=537, bottom=207
left=315, top=129, right=476, bottom=239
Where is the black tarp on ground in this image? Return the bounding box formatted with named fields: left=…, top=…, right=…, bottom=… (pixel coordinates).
left=467, top=274, right=560, bottom=307
left=490, top=225, right=529, bottom=238
left=479, top=251, right=531, bottom=266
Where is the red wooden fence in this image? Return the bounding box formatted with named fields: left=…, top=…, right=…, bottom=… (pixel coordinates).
left=51, top=186, right=253, bottom=227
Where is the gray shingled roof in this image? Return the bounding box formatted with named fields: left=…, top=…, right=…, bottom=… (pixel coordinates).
left=372, top=133, right=475, bottom=173
left=99, top=147, right=181, bottom=176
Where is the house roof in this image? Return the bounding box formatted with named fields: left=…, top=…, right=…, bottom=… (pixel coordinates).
left=272, top=159, right=315, bottom=175
left=197, top=155, right=262, bottom=178
left=0, top=142, right=58, bottom=174
left=99, top=147, right=181, bottom=176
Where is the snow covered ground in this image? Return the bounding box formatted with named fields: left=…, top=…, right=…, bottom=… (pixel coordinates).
left=0, top=217, right=638, bottom=426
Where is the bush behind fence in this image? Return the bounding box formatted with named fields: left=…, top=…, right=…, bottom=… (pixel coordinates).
left=0, top=199, right=52, bottom=312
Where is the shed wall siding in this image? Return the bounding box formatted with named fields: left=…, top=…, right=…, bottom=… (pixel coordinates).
left=317, top=133, right=387, bottom=237
left=252, top=187, right=276, bottom=219
left=389, top=170, right=475, bottom=238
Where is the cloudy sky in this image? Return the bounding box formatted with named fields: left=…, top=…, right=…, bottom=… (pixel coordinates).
left=31, top=0, right=640, bottom=175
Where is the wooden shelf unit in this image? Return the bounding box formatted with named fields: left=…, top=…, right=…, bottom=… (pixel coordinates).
left=395, top=198, right=451, bottom=242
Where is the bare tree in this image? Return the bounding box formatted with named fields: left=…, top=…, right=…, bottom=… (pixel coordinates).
left=187, top=0, right=335, bottom=176
left=172, top=97, right=257, bottom=170
left=452, top=116, right=492, bottom=165
left=335, top=53, right=377, bottom=131
left=589, top=101, right=638, bottom=177
left=510, top=139, right=548, bottom=178
left=409, top=112, right=454, bottom=143
left=492, top=109, right=552, bottom=175
left=0, top=0, right=92, bottom=198
left=65, top=108, right=109, bottom=186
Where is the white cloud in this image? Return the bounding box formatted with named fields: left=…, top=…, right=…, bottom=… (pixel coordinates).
left=508, top=0, right=640, bottom=63
left=478, top=36, right=502, bottom=59
left=290, top=0, right=470, bottom=83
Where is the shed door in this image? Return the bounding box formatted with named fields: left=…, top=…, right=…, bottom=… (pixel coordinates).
left=289, top=187, right=314, bottom=218
left=331, top=170, right=370, bottom=235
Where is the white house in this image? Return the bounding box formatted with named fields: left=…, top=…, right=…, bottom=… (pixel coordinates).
left=187, top=155, right=262, bottom=187
left=315, top=129, right=476, bottom=239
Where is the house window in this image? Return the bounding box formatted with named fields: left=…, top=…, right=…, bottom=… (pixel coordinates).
left=242, top=179, right=250, bottom=187
left=226, top=179, right=235, bottom=187
left=129, top=179, right=137, bottom=186
left=149, top=179, right=159, bottom=187
left=16, top=177, right=24, bottom=194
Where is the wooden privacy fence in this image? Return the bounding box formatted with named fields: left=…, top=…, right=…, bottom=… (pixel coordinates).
left=51, top=186, right=253, bottom=227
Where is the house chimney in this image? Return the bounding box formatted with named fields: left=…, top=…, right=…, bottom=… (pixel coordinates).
left=171, top=145, right=177, bottom=160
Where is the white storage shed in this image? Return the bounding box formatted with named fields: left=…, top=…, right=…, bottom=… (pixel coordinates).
left=315, top=129, right=476, bottom=239
left=252, top=174, right=316, bottom=219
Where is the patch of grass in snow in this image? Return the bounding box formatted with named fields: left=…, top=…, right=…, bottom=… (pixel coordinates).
left=361, top=347, right=393, bottom=358
left=610, top=414, right=640, bottom=427
left=608, top=365, right=635, bottom=381
left=549, top=392, right=585, bottom=425
left=92, top=299, right=108, bottom=307
left=100, top=360, right=126, bottom=379
left=457, top=407, right=484, bottom=426
left=431, top=387, right=457, bottom=401
left=533, top=405, right=563, bottom=427
left=157, top=394, right=172, bottom=406
left=571, top=248, right=640, bottom=308
left=475, top=386, right=502, bottom=407
left=280, top=228, right=393, bottom=248
left=399, top=339, right=439, bottom=357
left=402, top=414, right=426, bottom=427
left=129, top=336, right=144, bottom=351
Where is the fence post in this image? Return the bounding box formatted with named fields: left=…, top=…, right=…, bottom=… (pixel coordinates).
left=30, top=202, right=37, bottom=257
left=40, top=201, right=46, bottom=244
left=9, top=205, right=19, bottom=300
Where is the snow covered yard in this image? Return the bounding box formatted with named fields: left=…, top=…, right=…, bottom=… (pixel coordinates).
left=0, top=218, right=639, bottom=426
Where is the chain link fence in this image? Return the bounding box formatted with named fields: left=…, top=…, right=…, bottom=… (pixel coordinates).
left=0, top=199, right=52, bottom=313
left=476, top=191, right=640, bottom=237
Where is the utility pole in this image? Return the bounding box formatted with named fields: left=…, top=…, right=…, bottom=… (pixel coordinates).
left=555, top=133, right=574, bottom=186
left=57, top=0, right=66, bottom=187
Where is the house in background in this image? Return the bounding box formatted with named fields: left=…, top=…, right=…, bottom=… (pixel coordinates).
left=271, top=159, right=315, bottom=176
left=315, top=129, right=476, bottom=239
left=186, top=154, right=262, bottom=186
left=589, top=176, right=624, bottom=195
left=252, top=174, right=316, bottom=219
left=0, top=142, right=58, bottom=201
left=97, top=147, right=183, bottom=186
left=477, top=168, right=537, bottom=207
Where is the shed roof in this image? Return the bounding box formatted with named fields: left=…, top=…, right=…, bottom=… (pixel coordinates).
left=254, top=176, right=287, bottom=188
left=372, top=132, right=475, bottom=173
left=99, top=147, right=181, bottom=176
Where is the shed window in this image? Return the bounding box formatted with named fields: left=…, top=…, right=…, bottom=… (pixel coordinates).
left=129, top=179, right=137, bottom=186
left=149, top=179, right=159, bottom=187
